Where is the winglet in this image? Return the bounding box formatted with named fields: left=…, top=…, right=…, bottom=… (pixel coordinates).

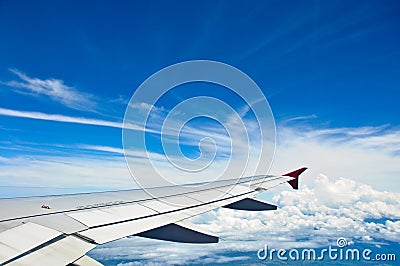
left=283, top=167, right=307, bottom=190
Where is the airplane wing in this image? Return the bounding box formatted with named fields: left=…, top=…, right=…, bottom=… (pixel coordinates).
left=0, top=167, right=307, bottom=266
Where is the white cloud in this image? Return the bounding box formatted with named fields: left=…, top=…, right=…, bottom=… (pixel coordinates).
left=1, top=99, right=272, bottom=184
left=110, top=95, right=130, bottom=105
left=270, top=124, right=400, bottom=192
left=129, top=102, right=165, bottom=113
left=0, top=120, right=399, bottom=263
left=281, top=114, right=318, bottom=123
left=1, top=122, right=399, bottom=194
left=0, top=107, right=147, bottom=132
left=88, top=174, right=400, bottom=265
left=4, top=69, right=97, bottom=111
left=0, top=154, right=135, bottom=194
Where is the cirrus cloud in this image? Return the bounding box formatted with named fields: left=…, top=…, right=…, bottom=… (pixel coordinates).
left=3, top=69, right=97, bottom=111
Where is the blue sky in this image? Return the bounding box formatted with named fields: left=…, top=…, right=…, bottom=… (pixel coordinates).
left=1, top=0, right=399, bottom=127
left=0, top=0, right=399, bottom=190
left=0, top=1, right=399, bottom=265
left=0, top=0, right=399, bottom=175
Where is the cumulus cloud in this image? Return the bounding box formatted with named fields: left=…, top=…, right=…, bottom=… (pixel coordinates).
left=3, top=69, right=97, bottom=111
left=0, top=120, right=399, bottom=263
left=1, top=122, right=399, bottom=193
left=88, top=175, right=400, bottom=265
left=270, top=124, right=400, bottom=192
left=102, top=120, right=398, bottom=198
left=196, top=177, right=400, bottom=248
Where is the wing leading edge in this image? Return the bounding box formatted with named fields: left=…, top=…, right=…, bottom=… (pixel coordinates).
left=0, top=167, right=307, bottom=266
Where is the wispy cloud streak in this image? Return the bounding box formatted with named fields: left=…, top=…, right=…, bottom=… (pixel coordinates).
left=0, top=107, right=146, bottom=131
left=3, top=69, right=97, bottom=111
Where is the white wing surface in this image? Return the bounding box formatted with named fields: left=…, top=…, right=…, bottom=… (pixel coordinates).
left=0, top=168, right=307, bottom=266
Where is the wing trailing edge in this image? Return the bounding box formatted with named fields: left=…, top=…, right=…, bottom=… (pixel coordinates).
left=71, top=255, right=104, bottom=266
left=0, top=170, right=307, bottom=265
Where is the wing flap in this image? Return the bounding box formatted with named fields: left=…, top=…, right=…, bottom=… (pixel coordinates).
left=75, top=192, right=254, bottom=244
left=0, top=169, right=306, bottom=264
left=67, top=204, right=157, bottom=228
left=0, top=222, right=62, bottom=264
left=76, top=212, right=177, bottom=244
left=30, top=213, right=88, bottom=234
left=7, top=235, right=95, bottom=266
left=71, top=255, right=104, bottom=266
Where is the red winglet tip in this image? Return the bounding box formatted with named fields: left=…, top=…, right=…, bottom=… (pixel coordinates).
left=283, top=167, right=307, bottom=190
left=283, top=167, right=308, bottom=178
